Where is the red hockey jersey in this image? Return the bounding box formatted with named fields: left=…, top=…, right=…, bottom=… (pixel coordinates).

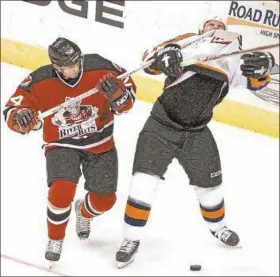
left=4, top=54, right=136, bottom=154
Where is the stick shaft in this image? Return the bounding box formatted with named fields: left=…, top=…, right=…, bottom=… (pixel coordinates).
left=39, top=34, right=208, bottom=120
left=180, top=43, right=279, bottom=67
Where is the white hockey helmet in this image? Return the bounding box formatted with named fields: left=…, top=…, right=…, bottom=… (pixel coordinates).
left=198, top=14, right=227, bottom=34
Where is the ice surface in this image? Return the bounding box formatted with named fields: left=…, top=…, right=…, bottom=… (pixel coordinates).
left=1, top=63, right=279, bottom=276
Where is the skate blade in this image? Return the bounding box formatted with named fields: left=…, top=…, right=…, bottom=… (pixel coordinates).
left=45, top=261, right=71, bottom=276
left=235, top=242, right=242, bottom=249
left=48, top=261, right=55, bottom=270
left=117, top=255, right=135, bottom=269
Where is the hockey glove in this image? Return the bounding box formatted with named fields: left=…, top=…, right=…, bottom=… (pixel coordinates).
left=240, top=52, right=275, bottom=78
left=150, top=44, right=183, bottom=78
left=9, top=108, right=42, bottom=134
left=97, top=73, right=129, bottom=111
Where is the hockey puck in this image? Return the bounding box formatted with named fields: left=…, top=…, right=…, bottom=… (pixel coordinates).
left=190, top=264, right=201, bottom=271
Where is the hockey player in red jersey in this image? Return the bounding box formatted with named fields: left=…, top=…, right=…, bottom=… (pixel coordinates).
left=3, top=37, right=136, bottom=262
left=115, top=15, right=275, bottom=268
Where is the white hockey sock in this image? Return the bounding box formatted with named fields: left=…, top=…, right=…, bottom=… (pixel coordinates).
left=123, top=172, right=160, bottom=241
left=194, top=185, right=226, bottom=232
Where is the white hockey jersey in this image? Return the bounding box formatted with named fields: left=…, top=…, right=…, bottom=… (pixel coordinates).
left=143, top=30, right=270, bottom=91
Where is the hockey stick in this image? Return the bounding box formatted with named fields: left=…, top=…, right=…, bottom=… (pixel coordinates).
left=271, top=77, right=279, bottom=82
left=38, top=33, right=212, bottom=120
left=38, top=42, right=279, bottom=120
left=180, top=43, right=279, bottom=67
left=1, top=253, right=70, bottom=276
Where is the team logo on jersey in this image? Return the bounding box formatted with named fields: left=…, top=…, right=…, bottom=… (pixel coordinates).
left=52, top=97, right=99, bottom=139
left=20, top=75, right=32, bottom=87
left=210, top=37, right=231, bottom=44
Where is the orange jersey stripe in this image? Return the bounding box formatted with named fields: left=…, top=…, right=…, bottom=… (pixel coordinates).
left=195, top=62, right=229, bottom=78
left=157, top=33, right=197, bottom=48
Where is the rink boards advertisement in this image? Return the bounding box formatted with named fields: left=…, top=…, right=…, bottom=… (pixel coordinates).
left=227, top=1, right=279, bottom=108
left=1, top=1, right=279, bottom=137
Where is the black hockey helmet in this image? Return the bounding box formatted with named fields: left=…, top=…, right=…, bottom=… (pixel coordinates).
left=48, top=37, right=82, bottom=67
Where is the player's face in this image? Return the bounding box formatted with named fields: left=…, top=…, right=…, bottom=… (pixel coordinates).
left=54, top=63, right=81, bottom=79
left=203, top=20, right=225, bottom=33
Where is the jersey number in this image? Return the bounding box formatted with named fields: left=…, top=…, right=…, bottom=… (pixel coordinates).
left=10, top=95, right=24, bottom=106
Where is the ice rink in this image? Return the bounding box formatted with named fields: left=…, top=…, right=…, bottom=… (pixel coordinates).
left=1, top=62, right=279, bottom=276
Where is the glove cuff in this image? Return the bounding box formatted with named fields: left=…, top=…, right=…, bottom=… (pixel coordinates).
left=110, top=91, right=129, bottom=111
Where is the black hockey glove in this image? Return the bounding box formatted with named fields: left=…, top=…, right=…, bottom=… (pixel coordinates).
left=240, top=52, right=275, bottom=79
left=150, top=44, right=183, bottom=78
left=9, top=108, right=42, bottom=134
left=97, top=72, right=129, bottom=111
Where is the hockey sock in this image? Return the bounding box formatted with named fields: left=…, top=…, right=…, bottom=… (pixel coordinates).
left=123, top=172, right=160, bottom=241
left=47, top=179, right=77, bottom=240
left=199, top=199, right=225, bottom=232
left=194, top=185, right=226, bottom=232
left=124, top=197, right=151, bottom=228
left=81, top=192, right=116, bottom=219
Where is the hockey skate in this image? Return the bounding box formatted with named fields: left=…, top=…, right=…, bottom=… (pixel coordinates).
left=75, top=199, right=92, bottom=240
left=211, top=226, right=240, bottom=247
left=45, top=239, right=64, bottom=262
left=116, top=239, right=140, bottom=268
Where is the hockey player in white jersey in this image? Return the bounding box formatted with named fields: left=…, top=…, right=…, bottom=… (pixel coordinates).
left=115, top=15, right=275, bottom=268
